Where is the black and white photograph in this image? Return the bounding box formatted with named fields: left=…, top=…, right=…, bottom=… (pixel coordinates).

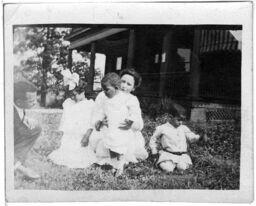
left=4, top=1, right=253, bottom=203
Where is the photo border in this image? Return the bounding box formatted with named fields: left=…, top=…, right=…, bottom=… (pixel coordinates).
left=3, top=1, right=253, bottom=203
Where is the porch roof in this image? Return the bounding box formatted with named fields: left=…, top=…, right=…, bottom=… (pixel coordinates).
left=200, top=30, right=241, bottom=54
left=67, top=28, right=128, bottom=49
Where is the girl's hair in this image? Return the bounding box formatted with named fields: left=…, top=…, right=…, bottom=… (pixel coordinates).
left=120, top=68, right=142, bottom=88
left=72, top=79, right=87, bottom=94
left=101, top=72, right=121, bottom=89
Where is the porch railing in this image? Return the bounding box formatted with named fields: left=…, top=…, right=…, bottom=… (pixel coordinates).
left=136, top=72, right=190, bottom=98
left=199, top=75, right=241, bottom=102
left=135, top=72, right=240, bottom=102
left=135, top=73, right=160, bottom=97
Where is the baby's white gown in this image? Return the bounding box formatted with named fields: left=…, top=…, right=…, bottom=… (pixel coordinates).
left=89, top=91, right=148, bottom=167
left=48, top=98, right=97, bottom=168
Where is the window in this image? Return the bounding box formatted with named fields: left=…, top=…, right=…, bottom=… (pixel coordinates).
left=93, top=53, right=106, bottom=91
left=116, top=57, right=122, bottom=70
left=177, top=48, right=191, bottom=72
left=154, top=54, right=159, bottom=63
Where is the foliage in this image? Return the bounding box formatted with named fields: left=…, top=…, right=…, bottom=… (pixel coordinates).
left=139, top=97, right=187, bottom=119
left=13, top=26, right=97, bottom=107
left=15, top=111, right=240, bottom=190
left=14, top=27, right=69, bottom=87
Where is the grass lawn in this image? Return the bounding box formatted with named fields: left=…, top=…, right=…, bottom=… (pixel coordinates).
left=14, top=110, right=240, bottom=190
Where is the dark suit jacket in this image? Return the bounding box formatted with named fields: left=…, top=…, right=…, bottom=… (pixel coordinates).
left=14, top=106, right=42, bottom=163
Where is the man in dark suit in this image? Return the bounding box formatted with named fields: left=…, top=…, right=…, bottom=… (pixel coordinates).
left=14, top=81, right=42, bottom=179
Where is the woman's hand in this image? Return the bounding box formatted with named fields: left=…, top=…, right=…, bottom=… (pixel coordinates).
left=95, top=117, right=108, bottom=131
left=118, top=119, right=133, bottom=130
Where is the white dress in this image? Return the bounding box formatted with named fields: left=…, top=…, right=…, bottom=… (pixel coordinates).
left=48, top=98, right=97, bottom=168
left=89, top=91, right=148, bottom=166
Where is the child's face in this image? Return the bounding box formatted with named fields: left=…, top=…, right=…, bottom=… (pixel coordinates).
left=16, top=91, right=37, bottom=109
left=170, top=118, right=182, bottom=128
left=73, top=91, right=85, bottom=102
left=120, top=74, right=135, bottom=93
left=102, top=83, right=117, bottom=98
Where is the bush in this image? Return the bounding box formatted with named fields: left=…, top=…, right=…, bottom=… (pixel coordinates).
left=139, top=96, right=187, bottom=119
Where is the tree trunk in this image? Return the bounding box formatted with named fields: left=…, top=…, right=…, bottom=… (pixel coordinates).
left=40, top=27, right=50, bottom=107
left=88, top=42, right=96, bottom=93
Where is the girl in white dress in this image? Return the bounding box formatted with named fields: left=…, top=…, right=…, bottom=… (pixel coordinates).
left=48, top=71, right=96, bottom=168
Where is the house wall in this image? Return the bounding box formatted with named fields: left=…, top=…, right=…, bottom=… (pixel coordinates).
left=199, top=50, right=241, bottom=103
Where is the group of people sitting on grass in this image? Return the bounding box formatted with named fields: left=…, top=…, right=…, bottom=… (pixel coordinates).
left=14, top=68, right=206, bottom=179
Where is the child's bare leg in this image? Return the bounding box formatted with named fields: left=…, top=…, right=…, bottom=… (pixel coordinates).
left=159, top=161, right=176, bottom=172
left=176, top=162, right=190, bottom=171
left=110, top=150, right=124, bottom=176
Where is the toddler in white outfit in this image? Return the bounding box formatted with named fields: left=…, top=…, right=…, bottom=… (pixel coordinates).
left=149, top=116, right=203, bottom=172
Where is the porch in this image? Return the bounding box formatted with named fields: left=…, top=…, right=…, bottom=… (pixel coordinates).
left=65, top=25, right=241, bottom=121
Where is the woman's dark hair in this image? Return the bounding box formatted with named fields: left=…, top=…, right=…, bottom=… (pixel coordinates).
left=119, top=68, right=142, bottom=88
left=101, top=72, right=121, bottom=89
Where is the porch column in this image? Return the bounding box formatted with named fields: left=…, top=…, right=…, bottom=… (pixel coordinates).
left=127, top=29, right=136, bottom=68
left=67, top=49, right=73, bottom=70
left=159, top=31, right=173, bottom=96
left=190, top=29, right=201, bottom=99
left=105, top=54, right=115, bottom=74
left=88, top=42, right=96, bottom=92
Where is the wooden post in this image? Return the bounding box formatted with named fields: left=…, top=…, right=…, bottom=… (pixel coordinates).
left=67, top=49, right=73, bottom=70
left=190, top=29, right=201, bottom=100
left=88, top=42, right=96, bottom=93
left=127, top=29, right=135, bottom=68
left=105, top=54, right=114, bottom=74
left=159, top=31, right=173, bottom=97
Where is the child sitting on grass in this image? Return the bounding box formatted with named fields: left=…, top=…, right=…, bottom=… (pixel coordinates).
left=48, top=72, right=96, bottom=168
left=149, top=115, right=205, bottom=172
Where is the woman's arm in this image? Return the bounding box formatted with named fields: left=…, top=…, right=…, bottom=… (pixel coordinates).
left=90, top=92, right=106, bottom=129
left=126, top=95, right=144, bottom=131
